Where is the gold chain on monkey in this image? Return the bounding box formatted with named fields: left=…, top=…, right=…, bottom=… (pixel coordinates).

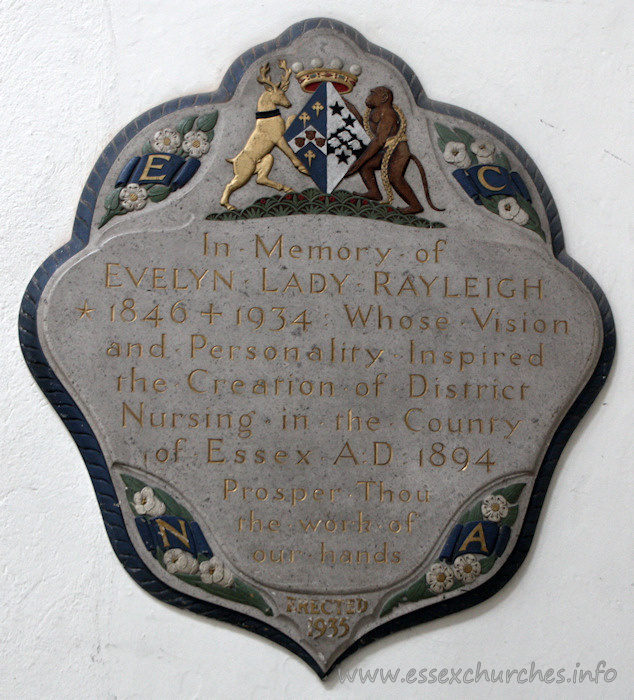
left=363, top=103, right=408, bottom=205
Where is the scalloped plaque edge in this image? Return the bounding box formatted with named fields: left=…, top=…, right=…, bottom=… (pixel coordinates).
left=18, top=18, right=616, bottom=677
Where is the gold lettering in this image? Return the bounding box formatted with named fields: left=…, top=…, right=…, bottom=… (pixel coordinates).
left=156, top=518, right=190, bottom=548
left=459, top=523, right=488, bottom=553
left=476, top=165, right=505, bottom=191
left=139, top=153, right=171, bottom=181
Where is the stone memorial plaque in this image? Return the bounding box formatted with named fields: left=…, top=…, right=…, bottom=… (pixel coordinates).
left=20, top=19, right=614, bottom=676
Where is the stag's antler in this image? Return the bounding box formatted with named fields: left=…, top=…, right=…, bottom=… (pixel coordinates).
left=278, top=59, right=292, bottom=92
left=257, top=63, right=276, bottom=89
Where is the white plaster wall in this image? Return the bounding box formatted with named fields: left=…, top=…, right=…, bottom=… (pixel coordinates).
left=2, top=1, right=632, bottom=698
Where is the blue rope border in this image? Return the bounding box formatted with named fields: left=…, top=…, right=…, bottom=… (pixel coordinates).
left=18, top=17, right=616, bottom=678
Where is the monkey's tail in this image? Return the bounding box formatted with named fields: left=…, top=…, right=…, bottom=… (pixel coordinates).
left=410, top=154, right=445, bottom=212
left=377, top=106, right=408, bottom=206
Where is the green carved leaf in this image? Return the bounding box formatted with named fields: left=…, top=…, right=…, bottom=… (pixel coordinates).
left=404, top=579, right=427, bottom=602
left=196, top=111, right=218, bottom=133
left=150, top=486, right=193, bottom=521
left=177, top=115, right=197, bottom=136
left=232, top=579, right=273, bottom=616
left=147, top=184, right=172, bottom=203
left=434, top=122, right=457, bottom=146
left=104, top=187, right=123, bottom=211
left=480, top=196, right=500, bottom=215
left=459, top=501, right=483, bottom=525
left=515, top=195, right=539, bottom=225
left=495, top=152, right=511, bottom=170
left=453, top=127, right=475, bottom=146
left=97, top=211, right=112, bottom=229
left=493, top=482, right=526, bottom=504
left=121, top=473, right=146, bottom=493
left=380, top=592, right=409, bottom=617
left=194, top=578, right=273, bottom=616
left=97, top=203, right=126, bottom=229
left=380, top=574, right=435, bottom=616
left=500, top=504, right=520, bottom=528
left=478, top=553, right=497, bottom=575
left=142, top=140, right=153, bottom=155
left=515, top=196, right=546, bottom=241
left=523, top=219, right=542, bottom=237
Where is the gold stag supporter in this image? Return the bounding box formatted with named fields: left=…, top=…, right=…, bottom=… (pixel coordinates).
left=220, top=60, right=308, bottom=210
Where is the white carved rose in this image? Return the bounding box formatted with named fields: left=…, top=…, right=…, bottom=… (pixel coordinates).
left=152, top=127, right=182, bottom=153
left=481, top=494, right=510, bottom=522
left=183, top=130, right=210, bottom=158
left=443, top=141, right=472, bottom=169
left=119, top=183, right=148, bottom=212
left=133, top=486, right=165, bottom=516
left=164, top=548, right=199, bottom=574
left=199, top=556, right=234, bottom=587
left=471, top=139, right=496, bottom=164
left=498, top=197, right=530, bottom=225
left=452, top=554, right=482, bottom=583
left=426, top=562, right=454, bottom=594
